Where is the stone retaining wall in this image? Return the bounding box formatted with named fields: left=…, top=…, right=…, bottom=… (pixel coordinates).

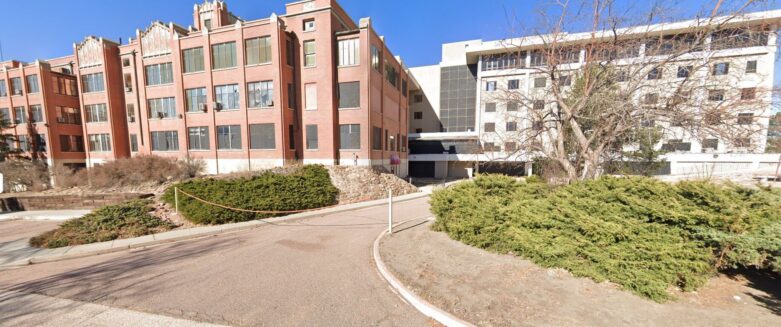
left=0, top=193, right=153, bottom=212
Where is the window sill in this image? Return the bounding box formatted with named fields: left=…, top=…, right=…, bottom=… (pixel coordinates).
left=338, top=64, right=360, bottom=68
left=216, top=109, right=240, bottom=112
left=245, top=62, right=272, bottom=68
left=82, top=91, right=105, bottom=94
left=212, top=67, right=238, bottom=72
left=147, top=118, right=178, bottom=121
left=87, top=121, right=109, bottom=124
left=304, top=108, right=317, bottom=111
left=186, top=111, right=208, bottom=114
left=249, top=106, right=274, bottom=110
left=305, top=149, right=319, bottom=152
left=249, top=148, right=277, bottom=151
left=338, top=107, right=360, bottom=110
left=303, top=29, right=316, bottom=33
left=188, top=149, right=211, bottom=152
left=152, top=150, right=180, bottom=153
left=146, top=83, right=175, bottom=88
left=183, top=71, right=205, bottom=76
left=217, top=149, right=243, bottom=152
left=339, top=149, right=361, bottom=151
left=303, top=65, right=317, bottom=69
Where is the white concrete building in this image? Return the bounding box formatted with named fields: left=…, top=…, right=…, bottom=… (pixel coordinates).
left=408, top=10, right=781, bottom=178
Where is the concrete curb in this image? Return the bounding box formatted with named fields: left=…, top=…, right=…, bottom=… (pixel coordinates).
left=372, top=218, right=475, bottom=327
left=1, top=192, right=430, bottom=270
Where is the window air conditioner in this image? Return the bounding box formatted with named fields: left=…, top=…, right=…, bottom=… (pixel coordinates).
left=125, top=87, right=133, bottom=92
left=200, top=103, right=208, bottom=112
left=213, top=102, right=223, bottom=111
left=157, top=112, right=165, bottom=119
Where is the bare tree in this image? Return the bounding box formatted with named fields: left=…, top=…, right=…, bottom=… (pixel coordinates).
left=481, top=0, right=775, bottom=182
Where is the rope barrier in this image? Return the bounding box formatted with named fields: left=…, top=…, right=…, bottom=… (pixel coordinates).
left=175, top=187, right=372, bottom=215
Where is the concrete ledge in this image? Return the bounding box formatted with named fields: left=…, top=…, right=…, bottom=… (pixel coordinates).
left=1, top=191, right=429, bottom=269
left=372, top=218, right=474, bottom=327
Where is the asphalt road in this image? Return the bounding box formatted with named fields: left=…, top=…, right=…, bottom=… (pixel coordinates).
left=0, top=197, right=434, bottom=326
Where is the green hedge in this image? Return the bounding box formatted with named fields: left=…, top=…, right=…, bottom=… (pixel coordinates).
left=30, top=200, right=175, bottom=248
left=163, top=165, right=339, bottom=224
left=431, top=175, right=781, bottom=302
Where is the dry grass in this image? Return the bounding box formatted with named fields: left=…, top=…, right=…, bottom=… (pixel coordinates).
left=0, top=159, right=51, bottom=192
left=54, top=155, right=205, bottom=190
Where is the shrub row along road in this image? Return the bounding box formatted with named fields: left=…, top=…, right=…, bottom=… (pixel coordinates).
left=0, top=197, right=433, bottom=326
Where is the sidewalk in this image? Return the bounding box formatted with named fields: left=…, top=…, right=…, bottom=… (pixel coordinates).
left=0, top=210, right=90, bottom=222
left=0, top=290, right=224, bottom=326
left=0, top=191, right=428, bottom=269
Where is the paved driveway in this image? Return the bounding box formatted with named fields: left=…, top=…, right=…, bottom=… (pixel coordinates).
left=0, top=220, right=61, bottom=244
left=0, top=197, right=434, bottom=326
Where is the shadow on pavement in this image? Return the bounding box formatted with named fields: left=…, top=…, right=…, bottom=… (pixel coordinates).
left=0, top=237, right=240, bottom=324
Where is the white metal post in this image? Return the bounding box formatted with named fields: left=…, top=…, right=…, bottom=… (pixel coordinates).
left=388, top=188, right=393, bottom=235
left=174, top=187, right=179, bottom=214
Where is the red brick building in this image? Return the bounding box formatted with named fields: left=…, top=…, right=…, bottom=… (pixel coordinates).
left=0, top=57, right=84, bottom=169
left=112, top=0, right=409, bottom=174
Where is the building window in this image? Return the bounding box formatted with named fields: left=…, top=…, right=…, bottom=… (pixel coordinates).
left=188, top=127, right=210, bottom=150
left=29, top=105, right=43, bottom=123
left=124, top=74, right=133, bottom=92
left=702, top=138, right=718, bottom=151
left=56, top=107, right=81, bottom=124
left=484, top=103, right=496, bottom=112
left=414, top=94, right=423, bottom=103
left=338, top=82, right=360, bottom=108
left=148, top=97, right=177, bottom=119
left=533, top=77, right=546, bottom=88
left=741, top=87, right=756, bottom=100
left=339, top=124, right=360, bottom=150
left=82, top=73, right=105, bottom=93
left=647, top=67, right=662, bottom=80
left=402, top=79, right=408, bottom=96
left=506, top=122, right=517, bottom=131
left=371, top=45, right=380, bottom=72
left=129, top=134, right=138, bottom=152
left=305, top=124, right=318, bottom=150
left=245, top=36, right=272, bottom=65
left=126, top=104, right=136, bottom=122
left=60, top=135, right=85, bottom=152
left=13, top=106, right=26, bottom=124
left=303, top=19, right=315, bottom=32
left=508, top=79, right=519, bottom=90
left=384, top=59, right=399, bottom=88
left=0, top=80, right=7, bottom=97
left=338, top=38, right=360, bottom=67
left=737, top=113, right=754, bottom=125
left=247, top=81, right=273, bottom=108
left=186, top=87, right=208, bottom=112
left=0, top=108, right=9, bottom=123
left=415, top=128, right=423, bottom=133
left=287, top=83, right=296, bottom=109
left=18, top=135, right=29, bottom=152
left=85, top=104, right=108, bottom=123
left=217, top=125, right=241, bottom=150
left=533, top=100, right=545, bottom=110
left=677, top=66, right=692, bottom=78
left=286, top=39, right=294, bottom=66
left=505, top=142, right=517, bottom=152
left=303, top=40, right=316, bottom=67
left=734, top=138, right=751, bottom=148
left=249, top=123, right=275, bottom=149
left=372, top=126, right=382, bottom=150
left=746, top=60, right=757, bottom=73
left=288, top=125, right=295, bottom=150
left=26, top=75, right=40, bottom=93
left=122, top=58, right=131, bottom=67
left=643, top=93, right=659, bottom=105
left=151, top=131, right=179, bottom=151
left=182, top=47, right=205, bottom=73
left=483, top=142, right=496, bottom=152
left=214, top=84, right=240, bottom=110
left=211, top=42, right=237, bottom=70
left=145, top=63, right=173, bottom=86
left=88, top=134, right=112, bottom=152
left=10, top=77, right=23, bottom=95
left=485, top=81, right=497, bottom=91
left=413, top=112, right=423, bottom=120
left=484, top=122, right=495, bottom=132
left=662, top=139, right=691, bottom=152
left=712, top=62, right=729, bottom=76
left=708, top=90, right=725, bottom=102
left=203, top=19, right=211, bottom=30
left=507, top=101, right=519, bottom=112
left=305, top=83, right=317, bottom=110
left=559, top=75, right=572, bottom=86
left=52, top=76, right=78, bottom=96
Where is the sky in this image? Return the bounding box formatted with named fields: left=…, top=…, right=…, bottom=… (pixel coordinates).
left=0, top=0, right=779, bottom=76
